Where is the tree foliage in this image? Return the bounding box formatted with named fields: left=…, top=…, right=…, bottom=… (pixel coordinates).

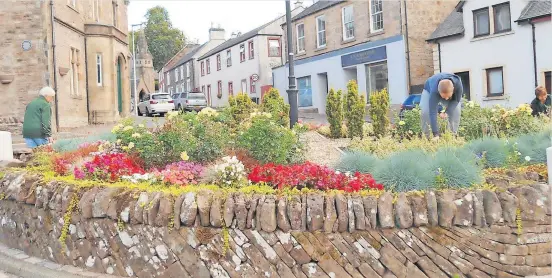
left=368, top=88, right=390, bottom=138
left=325, top=88, right=344, bottom=138
left=139, top=6, right=186, bottom=71
left=261, top=88, right=290, bottom=127
left=344, top=80, right=366, bottom=139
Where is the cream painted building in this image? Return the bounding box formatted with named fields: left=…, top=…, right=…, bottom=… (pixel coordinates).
left=0, top=0, right=131, bottom=135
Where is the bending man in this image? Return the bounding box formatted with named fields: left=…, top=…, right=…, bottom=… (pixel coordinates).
left=419, top=73, right=464, bottom=139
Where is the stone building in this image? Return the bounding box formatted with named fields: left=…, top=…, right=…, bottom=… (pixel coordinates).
left=272, top=0, right=457, bottom=114
left=130, top=30, right=156, bottom=111
left=0, top=0, right=130, bottom=135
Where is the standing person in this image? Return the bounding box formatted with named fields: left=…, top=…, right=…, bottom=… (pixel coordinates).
left=419, top=73, right=464, bottom=139
left=22, top=87, right=56, bottom=148
left=530, top=86, right=551, bottom=116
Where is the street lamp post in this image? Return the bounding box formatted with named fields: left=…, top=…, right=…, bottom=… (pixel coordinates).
left=131, top=22, right=144, bottom=116
left=285, top=0, right=299, bottom=128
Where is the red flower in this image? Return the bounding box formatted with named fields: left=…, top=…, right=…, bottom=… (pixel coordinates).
left=75, top=153, right=145, bottom=182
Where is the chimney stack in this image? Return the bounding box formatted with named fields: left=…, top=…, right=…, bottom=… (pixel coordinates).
left=294, top=0, right=303, bottom=9
left=209, top=26, right=225, bottom=41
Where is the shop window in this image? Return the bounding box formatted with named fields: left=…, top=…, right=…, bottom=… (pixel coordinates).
left=366, top=61, right=388, bottom=101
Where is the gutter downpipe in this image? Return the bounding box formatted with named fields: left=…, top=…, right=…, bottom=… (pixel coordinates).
left=50, top=0, right=60, bottom=131
left=531, top=22, right=537, bottom=87
left=403, top=0, right=412, bottom=92
left=84, top=37, right=91, bottom=124
left=438, top=42, right=442, bottom=73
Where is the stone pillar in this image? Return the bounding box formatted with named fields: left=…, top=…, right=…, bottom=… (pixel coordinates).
left=0, top=131, right=14, bottom=160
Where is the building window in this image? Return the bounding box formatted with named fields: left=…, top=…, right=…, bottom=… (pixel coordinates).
left=96, top=53, right=102, bottom=86
left=186, top=78, right=191, bottom=92
left=366, top=62, right=388, bottom=101
left=268, top=38, right=281, bottom=57
left=175, top=68, right=179, bottom=82
left=342, top=5, right=355, bottom=40
left=70, top=0, right=76, bottom=8
left=473, top=8, right=490, bottom=37
left=112, top=1, right=118, bottom=27
left=241, top=79, right=247, bottom=93
left=201, top=85, right=205, bottom=93
left=226, top=49, right=232, bottom=67
left=167, top=72, right=171, bottom=85
left=93, top=0, right=100, bottom=22
left=316, top=16, right=326, bottom=48
left=228, top=82, right=233, bottom=96
left=296, top=23, right=305, bottom=52
left=250, top=76, right=256, bottom=94
left=217, top=81, right=222, bottom=98
left=248, top=41, right=254, bottom=60
left=240, top=44, right=246, bottom=62
left=216, top=54, right=221, bottom=71
left=201, top=61, right=205, bottom=76
left=206, top=58, right=211, bottom=74
left=180, top=65, right=184, bottom=80
left=486, top=67, right=504, bottom=97
left=370, top=0, right=384, bottom=32
left=545, top=71, right=551, bottom=96
left=493, top=2, right=511, bottom=33
left=69, top=48, right=80, bottom=96
left=186, top=63, right=190, bottom=77
left=207, top=85, right=211, bottom=99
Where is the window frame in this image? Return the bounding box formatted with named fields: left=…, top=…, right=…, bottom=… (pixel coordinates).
left=250, top=76, right=256, bottom=94
left=240, top=44, right=246, bottom=62
left=342, top=5, right=355, bottom=41
left=216, top=54, right=221, bottom=71
left=296, top=23, right=305, bottom=53
left=186, top=63, right=190, bottom=77
left=228, top=81, right=233, bottom=96
left=175, top=68, right=179, bottom=82
left=93, top=0, right=100, bottom=22
left=201, top=85, right=205, bottom=93
left=201, top=61, right=205, bottom=76
left=369, top=0, right=384, bottom=33
left=493, top=2, right=511, bottom=34
left=96, top=53, right=102, bottom=86
left=206, top=58, right=211, bottom=74
left=267, top=38, right=281, bottom=57
left=486, top=67, right=505, bottom=97
left=316, top=15, right=326, bottom=48
left=226, top=49, right=232, bottom=67
left=207, top=85, right=211, bottom=97
left=248, top=40, right=254, bottom=60
left=180, top=65, right=184, bottom=80
left=545, top=71, right=551, bottom=96
left=217, top=80, right=222, bottom=98
left=473, top=7, right=490, bottom=37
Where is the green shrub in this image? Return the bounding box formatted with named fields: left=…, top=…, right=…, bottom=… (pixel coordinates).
left=335, top=151, right=379, bottom=174
left=237, top=116, right=300, bottom=164
left=396, top=106, right=423, bottom=138
left=431, top=147, right=482, bottom=189
left=53, top=132, right=116, bottom=152
left=326, top=88, right=344, bottom=138
left=261, top=88, right=290, bottom=127
left=368, top=88, right=390, bottom=138
left=458, top=101, right=494, bottom=140
left=465, top=137, right=509, bottom=168
left=514, top=130, right=552, bottom=164
left=229, top=93, right=257, bottom=124
left=345, top=81, right=366, bottom=138
left=372, top=150, right=435, bottom=192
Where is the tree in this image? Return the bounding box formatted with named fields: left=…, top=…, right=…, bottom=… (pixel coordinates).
left=142, top=6, right=186, bottom=71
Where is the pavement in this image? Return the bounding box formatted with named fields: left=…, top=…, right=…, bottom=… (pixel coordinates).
left=0, top=243, right=120, bottom=278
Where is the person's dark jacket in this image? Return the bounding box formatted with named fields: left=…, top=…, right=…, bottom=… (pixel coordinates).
left=423, top=73, right=464, bottom=136
left=531, top=95, right=551, bottom=116
left=22, top=96, right=52, bottom=138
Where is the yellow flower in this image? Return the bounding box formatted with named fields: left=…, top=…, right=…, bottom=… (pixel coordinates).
left=399, top=121, right=405, bottom=126
left=116, top=139, right=122, bottom=144
left=180, top=152, right=189, bottom=161
left=128, top=142, right=135, bottom=149
left=123, top=125, right=133, bottom=131
left=138, top=124, right=145, bottom=128
left=131, top=133, right=141, bottom=138
left=506, top=124, right=511, bottom=129
left=111, top=126, right=120, bottom=133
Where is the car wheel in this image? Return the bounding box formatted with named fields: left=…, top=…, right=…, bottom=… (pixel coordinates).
left=137, top=107, right=143, bottom=116
left=145, top=108, right=151, bottom=117
left=178, top=104, right=182, bottom=111
left=159, top=113, right=165, bottom=117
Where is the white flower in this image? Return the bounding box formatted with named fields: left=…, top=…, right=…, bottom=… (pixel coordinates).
left=123, top=125, right=134, bottom=131
left=525, top=156, right=531, bottom=162
left=131, top=133, right=141, bottom=138
left=515, top=151, right=521, bottom=156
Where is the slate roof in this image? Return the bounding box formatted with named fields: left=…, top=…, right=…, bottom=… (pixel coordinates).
left=291, top=0, right=345, bottom=22
left=427, top=10, right=464, bottom=41
left=169, top=43, right=207, bottom=70
left=517, top=0, right=551, bottom=22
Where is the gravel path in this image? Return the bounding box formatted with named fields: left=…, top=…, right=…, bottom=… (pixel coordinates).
left=302, top=131, right=350, bottom=167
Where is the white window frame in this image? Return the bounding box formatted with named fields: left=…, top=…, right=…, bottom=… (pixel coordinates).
left=70, top=48, right=80, bottom=96
left=186, top=63, right=190, bottom=77
left=315, top=15, right=326, bottom=48
left=93, top=0, right=100, bottom=22
left=268, top=38, right=281, bottom=57
left=175, top=68, right=179, bottom=82
left=180, top=65, right=184, bottom=80
left=70, top=0, right=76, bottom=8
left=296, top=23, right=305, bottom=53
left=369, top=0, right=384, bottom=33
left=186, top=78, right=191, bottom=92
left=342, top=5, right=355, bottom=41
left=96, top=53, right=102, bottom=86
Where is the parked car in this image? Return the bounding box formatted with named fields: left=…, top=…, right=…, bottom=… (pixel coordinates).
left=174, top=91, right=208, bottom=112
left=137, top=93, right=174, bottom=117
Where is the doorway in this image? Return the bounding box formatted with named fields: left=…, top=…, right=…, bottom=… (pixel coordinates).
left=117, top=57, right=123, bottom=113
left=297, top=76, right=312, bottom=107
left=455, top=71, right=471, bottom=100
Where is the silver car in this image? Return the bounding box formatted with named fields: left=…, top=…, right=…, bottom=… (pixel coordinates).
left=174, top=91, right=208, bottom=112
left=137, top=93, right=175, bottom=117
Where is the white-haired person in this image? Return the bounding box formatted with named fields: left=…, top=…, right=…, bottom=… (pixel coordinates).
left=419, top=73, right=464, bottom=139
left=22, top=87, right=56, bottom=148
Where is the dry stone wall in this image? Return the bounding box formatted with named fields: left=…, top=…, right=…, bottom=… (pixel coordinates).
left=0, top=171, right=550, bottom=278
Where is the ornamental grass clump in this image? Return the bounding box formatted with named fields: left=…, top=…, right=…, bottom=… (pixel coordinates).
left=431, top=147, right=482, bottom=189
left=53, top=132, right=116, bottom=153
left=368, top=87, right=390, bottom=138
left=345, top=81, right=366, bottom=138
left=335, top=151, right=379, bottom=174
left=326, top=88, right=345, bottom=138
left=513, top=130, right=552, bottom=165
left=372, top=150, right=435, bottom=192
left=349, top=134, right=464, bottom=158
left=465, top=137, right=509, bottom=168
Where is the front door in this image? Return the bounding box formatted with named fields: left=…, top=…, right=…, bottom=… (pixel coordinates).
left=117, top=57, right=123, bottom=113
left=297, top=76, right=312, bottom=107
left=456, top=71, right=471, bottom=100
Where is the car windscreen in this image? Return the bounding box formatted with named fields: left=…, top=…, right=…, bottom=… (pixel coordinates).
left=188, top=93, right=206, bottom=99
left=152, top=94, right=170, bottom=100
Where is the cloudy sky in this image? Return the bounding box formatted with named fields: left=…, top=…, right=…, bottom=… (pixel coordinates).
left=128, top=0, right=314, bottom=43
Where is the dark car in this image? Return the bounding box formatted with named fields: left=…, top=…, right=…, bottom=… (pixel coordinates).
left=399, top=94, right=444, bottom=119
